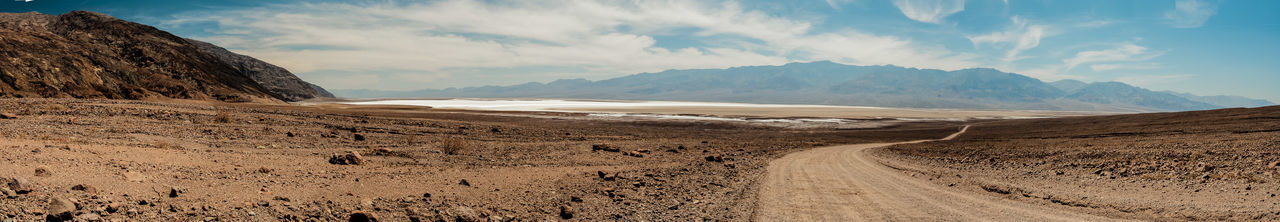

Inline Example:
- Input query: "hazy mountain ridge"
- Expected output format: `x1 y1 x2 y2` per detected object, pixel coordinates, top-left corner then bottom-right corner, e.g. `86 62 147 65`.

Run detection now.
1160 91 1274 108
333 61 1265 112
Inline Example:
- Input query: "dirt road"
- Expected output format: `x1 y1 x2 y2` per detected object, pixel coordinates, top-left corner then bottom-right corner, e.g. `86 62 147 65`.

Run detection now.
755 126 1124 221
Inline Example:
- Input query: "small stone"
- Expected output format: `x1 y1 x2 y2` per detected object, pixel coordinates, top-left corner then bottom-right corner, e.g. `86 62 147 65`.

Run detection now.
0 112 18 119
349 211 380 222
459 179 471 186
286 132 295 137
34 166 51 177
105 203 122 213
1269 161 1279 168
329 151 366 165
256 167 272 174
122 171 146 182
0 187 14 197
353 133 366 141
169 187 182 198
376 148 392 154
591 144 620 152
45 197 76 221
559 205 575 219
71 184 97 194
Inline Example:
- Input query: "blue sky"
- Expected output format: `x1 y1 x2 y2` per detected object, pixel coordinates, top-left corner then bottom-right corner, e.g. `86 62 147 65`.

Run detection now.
3 0 1278 102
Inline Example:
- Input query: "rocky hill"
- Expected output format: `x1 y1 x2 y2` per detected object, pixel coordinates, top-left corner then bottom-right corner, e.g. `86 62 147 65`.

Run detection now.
187 38 334 101
0 11 330 102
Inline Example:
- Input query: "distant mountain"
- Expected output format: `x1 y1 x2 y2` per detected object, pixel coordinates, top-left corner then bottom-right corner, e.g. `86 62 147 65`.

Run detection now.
1049 79 1089 93
1063 82 1218 111
334 61 1259 112
1162 91 1274 108
0 11 330 102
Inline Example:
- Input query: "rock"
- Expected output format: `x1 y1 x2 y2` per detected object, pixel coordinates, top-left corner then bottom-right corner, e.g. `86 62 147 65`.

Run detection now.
353 133 366 141
1269 161 1279 168
286 132 295 137
375 148 393 154
626 150 645 158
349 211 380 222
636 149 650 153
71 184 97 194
449 206 481 222
169 187 182 198
75 213 101 222
592 144 620 152
105 202 122 213
256 167 272 174
0 112 17 119
34 166 51 177
559 205 575 219
459 179 471 186
329 151 366 165
122 171 146 182
1 187 14 197
5 177 33 194
706 155 727 162
45 197 76 221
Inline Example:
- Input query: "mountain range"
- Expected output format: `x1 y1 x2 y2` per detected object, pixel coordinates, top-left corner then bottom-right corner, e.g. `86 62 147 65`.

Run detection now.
334 61 1272 112
0 11 330 102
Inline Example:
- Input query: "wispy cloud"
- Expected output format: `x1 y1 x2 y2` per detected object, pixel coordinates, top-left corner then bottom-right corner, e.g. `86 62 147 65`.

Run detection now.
165 0 974 90
1063 43 1164 70
1165 0 1217 28
1089 63 1161 71
892 0 965 24
968 16 1051 62
825 0 855 11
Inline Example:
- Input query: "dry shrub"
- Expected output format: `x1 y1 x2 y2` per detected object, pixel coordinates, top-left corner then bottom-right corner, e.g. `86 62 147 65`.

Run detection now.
439 137 470 155
43 104 69 111
213 110 232 123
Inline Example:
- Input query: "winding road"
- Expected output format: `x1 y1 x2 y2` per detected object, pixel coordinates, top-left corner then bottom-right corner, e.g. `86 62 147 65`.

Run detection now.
755 126 1122 221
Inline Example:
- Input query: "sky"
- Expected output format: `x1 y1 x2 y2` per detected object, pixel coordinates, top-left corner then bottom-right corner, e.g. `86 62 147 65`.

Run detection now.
3 0 1278 102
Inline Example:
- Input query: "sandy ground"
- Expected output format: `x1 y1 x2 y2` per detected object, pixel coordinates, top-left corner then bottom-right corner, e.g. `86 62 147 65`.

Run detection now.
875 106 1280 221
0 98 960 221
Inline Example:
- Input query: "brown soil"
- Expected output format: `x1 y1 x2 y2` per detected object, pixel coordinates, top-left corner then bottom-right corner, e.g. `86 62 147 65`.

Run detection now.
875 106 1280 221
0 98 958 221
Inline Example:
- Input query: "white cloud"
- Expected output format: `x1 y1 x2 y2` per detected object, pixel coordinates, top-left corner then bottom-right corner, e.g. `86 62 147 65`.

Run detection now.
166 0 974 90
968 17 1050 62
1165 0 1217 28
1063 43 1164 70
892 0 965 24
